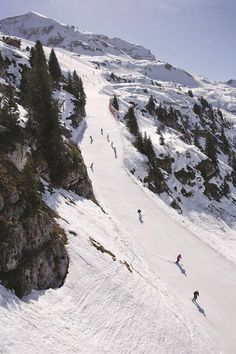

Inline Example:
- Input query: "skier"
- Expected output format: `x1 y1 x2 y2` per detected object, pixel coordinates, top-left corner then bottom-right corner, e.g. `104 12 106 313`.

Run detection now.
192 290 199 303
113 147 117 158
90 136 93 144
107 134 110 142
176 254 182 264
90 162 94 171
137 209 143 223
101 128 103 135
111 141 114 149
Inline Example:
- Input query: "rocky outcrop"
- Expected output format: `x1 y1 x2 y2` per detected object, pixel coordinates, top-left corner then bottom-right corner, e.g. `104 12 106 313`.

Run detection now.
0 158 69 298
7 143 29 171
156 155 174 174
62 143 94 200
0 210 68 298
196 159 217 180
174 168 196 185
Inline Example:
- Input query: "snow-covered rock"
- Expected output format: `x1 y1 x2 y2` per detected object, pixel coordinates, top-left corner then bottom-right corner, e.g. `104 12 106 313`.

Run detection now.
0 12 155 61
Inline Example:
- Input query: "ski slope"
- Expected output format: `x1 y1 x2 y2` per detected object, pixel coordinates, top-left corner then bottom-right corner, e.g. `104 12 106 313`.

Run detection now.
0 46 236 353
70 54 236 353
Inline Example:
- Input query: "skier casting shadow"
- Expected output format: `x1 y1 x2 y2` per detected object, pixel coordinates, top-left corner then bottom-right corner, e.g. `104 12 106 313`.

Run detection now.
137 209 143 224
175 262 187 277
194 302 206 317
192 291 206 317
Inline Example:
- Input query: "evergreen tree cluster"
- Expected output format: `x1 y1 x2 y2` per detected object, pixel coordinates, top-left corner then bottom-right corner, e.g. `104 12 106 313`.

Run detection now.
64 70 86 117
19 41 72 184
124 105 156 162
124 106 139 136
146 95 156 115
205 131 218 164
111 95 119 110
135 132 155 161
191 96 232 165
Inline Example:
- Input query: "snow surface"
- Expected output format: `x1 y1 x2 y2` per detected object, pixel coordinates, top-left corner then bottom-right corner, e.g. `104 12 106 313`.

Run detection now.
0 34 236 353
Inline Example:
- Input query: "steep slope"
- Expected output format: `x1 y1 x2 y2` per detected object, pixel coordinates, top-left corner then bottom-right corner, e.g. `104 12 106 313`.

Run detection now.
74 54 236 354
0 41 221 353
0 16 236 354
0 36 93 297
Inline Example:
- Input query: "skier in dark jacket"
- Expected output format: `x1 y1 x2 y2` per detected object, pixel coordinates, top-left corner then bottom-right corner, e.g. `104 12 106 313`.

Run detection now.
176 254 182 264
192 290 199 302
137 209 143 223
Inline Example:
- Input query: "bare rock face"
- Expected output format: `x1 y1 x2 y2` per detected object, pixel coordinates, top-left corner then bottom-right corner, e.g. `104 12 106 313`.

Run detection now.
7 143 29 171
174 168 196 185
63 155 94 199
60 143 95 200
0 212 68 298
0 159 69 298
196 159 217 180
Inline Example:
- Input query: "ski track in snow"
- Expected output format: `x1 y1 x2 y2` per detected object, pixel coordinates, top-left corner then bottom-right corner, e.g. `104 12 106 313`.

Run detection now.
0 46 236 353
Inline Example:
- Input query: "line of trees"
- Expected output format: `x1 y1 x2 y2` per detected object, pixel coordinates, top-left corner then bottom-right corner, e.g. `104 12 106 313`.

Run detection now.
19 41 78 184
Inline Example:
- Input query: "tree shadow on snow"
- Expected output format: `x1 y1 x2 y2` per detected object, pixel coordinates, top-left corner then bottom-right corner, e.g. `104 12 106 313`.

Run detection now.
193 300 206 317
175 262 187 276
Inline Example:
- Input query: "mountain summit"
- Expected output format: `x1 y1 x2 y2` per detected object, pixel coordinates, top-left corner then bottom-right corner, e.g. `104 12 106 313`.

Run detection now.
0 11 155 60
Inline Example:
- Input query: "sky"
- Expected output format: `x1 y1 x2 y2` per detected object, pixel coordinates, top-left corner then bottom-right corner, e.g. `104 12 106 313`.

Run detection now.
0 0 235 81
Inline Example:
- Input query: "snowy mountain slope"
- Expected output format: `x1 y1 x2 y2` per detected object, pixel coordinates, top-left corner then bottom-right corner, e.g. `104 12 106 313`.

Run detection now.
47 45 236 352
20 41 236 352
88 53 236 264
74 57 236 354
0 12 201 87
0 12 155 61
0 184 218 354
0 19 236 354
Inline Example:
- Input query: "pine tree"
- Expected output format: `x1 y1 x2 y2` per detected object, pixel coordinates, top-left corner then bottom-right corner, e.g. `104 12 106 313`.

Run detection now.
0 84 22 147
48 49 62 82
19 65 31 106
27 41 53 139
143 132 155 161
205 131 217 163
230 155 236 186
220 127 230 155
0 84 20 129
29 46 36 67
71 71 86 117
112 95 119 110
124 106 139 136
135 132 144 154
64 71 73 94
78 77 86 107
70 71 86 105
146 95 156 115
71 70 80 98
